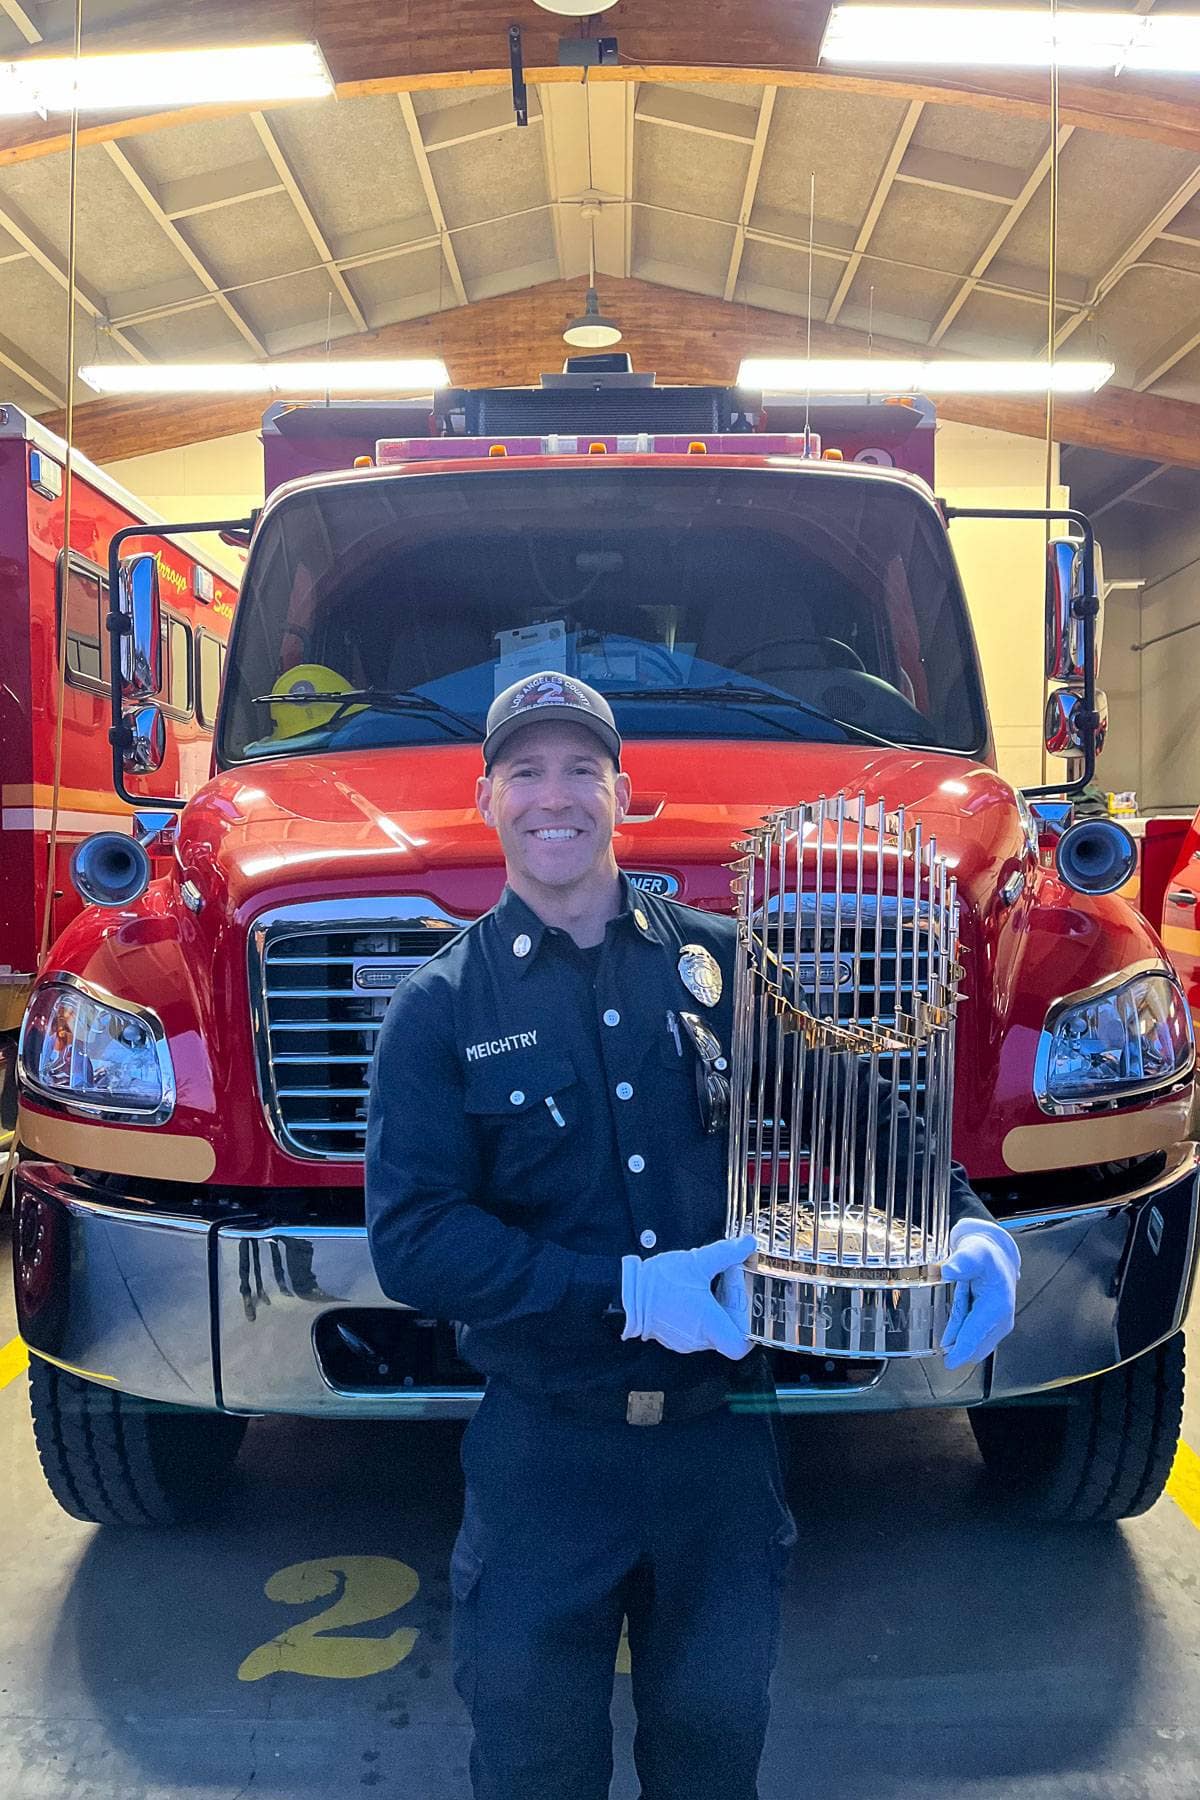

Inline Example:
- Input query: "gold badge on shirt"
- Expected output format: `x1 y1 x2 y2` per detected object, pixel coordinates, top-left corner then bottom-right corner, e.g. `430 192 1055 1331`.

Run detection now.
678 943 722 1007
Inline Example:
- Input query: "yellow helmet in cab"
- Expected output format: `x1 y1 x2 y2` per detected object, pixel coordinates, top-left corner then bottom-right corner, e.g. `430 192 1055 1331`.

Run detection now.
268 665 366 739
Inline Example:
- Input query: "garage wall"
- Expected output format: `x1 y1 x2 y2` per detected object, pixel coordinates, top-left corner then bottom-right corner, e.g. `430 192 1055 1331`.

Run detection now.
936 422 1065 791
105 419 1063 790
103 432 263 585
1096 507 1200 813
1090 511 1145 802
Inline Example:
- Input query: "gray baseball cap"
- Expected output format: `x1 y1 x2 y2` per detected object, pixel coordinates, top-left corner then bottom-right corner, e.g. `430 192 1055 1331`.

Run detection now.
483 671 622 769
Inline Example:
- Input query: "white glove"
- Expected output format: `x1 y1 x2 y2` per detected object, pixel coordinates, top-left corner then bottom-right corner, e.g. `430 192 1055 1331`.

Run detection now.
622 1234 757 1359
940 1220 1020 1371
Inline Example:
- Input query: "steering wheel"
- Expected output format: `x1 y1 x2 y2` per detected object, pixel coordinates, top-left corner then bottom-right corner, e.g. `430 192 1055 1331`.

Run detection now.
728 636 866 677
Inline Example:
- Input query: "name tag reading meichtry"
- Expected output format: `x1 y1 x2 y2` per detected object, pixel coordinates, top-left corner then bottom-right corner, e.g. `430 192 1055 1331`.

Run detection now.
465 1031 539 1062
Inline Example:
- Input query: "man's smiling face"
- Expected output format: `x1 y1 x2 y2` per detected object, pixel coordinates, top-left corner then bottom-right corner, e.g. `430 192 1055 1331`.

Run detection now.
477 722 631 893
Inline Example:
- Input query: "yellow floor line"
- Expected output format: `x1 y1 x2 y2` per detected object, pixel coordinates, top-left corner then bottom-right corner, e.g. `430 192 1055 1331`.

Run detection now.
0 1335 29 1390
1167 1439 1200 1530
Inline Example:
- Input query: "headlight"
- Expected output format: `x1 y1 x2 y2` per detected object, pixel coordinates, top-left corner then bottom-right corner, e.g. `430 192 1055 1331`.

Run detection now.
18 978 175 1123
1035 967 1194 1114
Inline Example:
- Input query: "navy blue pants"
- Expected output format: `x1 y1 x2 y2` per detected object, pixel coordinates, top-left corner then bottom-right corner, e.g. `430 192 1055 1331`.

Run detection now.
450 1380 797 1800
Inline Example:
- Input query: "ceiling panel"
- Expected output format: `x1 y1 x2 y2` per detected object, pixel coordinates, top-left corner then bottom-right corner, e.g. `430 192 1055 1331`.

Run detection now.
845 258 958 329
352 246 446 321
126 114 266 185
266 95 432 238
1 374 55 414
633 210 735 295
0 152 76 248
910 104 1048 171
250 271 355 345
634 122 747 228
669 79 765 108
736 237 842 311
1002 131 1200 283
1088 264 1200 385
756 88 912 230
412 85 509 118
455 210 556 285
1151 350 1200 404
869 185 1000 279
70 145 200 295
0 257 77 372
939 289 1050 357
180 190 321 293
123 299 255 363
432 122 549 232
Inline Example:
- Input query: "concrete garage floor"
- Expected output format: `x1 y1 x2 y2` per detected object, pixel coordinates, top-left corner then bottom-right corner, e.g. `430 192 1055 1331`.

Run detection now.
2 1217 1199 1800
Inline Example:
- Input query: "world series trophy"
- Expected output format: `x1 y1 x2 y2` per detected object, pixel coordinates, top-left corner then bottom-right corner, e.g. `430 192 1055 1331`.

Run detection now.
727 795 963 1358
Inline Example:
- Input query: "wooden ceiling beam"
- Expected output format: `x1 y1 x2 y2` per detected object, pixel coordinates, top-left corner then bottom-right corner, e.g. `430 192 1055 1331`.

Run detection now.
4 1 1200 168
40 276 1200 473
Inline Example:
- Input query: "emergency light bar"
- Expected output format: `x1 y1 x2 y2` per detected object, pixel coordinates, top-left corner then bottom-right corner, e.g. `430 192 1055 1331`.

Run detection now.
376 434 833 464
821 6 1200 73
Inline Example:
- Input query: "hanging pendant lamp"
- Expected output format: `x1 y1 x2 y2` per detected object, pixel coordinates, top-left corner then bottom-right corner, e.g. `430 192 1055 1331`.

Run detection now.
563 227 622 348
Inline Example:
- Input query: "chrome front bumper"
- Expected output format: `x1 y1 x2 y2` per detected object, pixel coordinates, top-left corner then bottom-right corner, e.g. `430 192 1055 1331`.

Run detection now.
13 1144 1200 1419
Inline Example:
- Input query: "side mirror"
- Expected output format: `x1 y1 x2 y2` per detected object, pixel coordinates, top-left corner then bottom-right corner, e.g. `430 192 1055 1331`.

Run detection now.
1044 687 1108 758
118 552 162 700
122 703 167 774
1044 536 1106 682
1092 539 1106 669
1044 538 1084 680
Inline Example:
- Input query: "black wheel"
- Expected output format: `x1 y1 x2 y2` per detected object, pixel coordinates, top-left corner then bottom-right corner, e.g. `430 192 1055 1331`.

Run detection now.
969 1332 1185 1523
27 1358 247 1526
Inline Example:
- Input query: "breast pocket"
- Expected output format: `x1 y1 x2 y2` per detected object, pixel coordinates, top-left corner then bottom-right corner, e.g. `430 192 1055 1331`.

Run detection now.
464 1053 580 1198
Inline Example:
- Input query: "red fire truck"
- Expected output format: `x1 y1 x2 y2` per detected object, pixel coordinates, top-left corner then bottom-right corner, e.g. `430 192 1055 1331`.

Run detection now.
11 367 1197 1527
0 406 239 1153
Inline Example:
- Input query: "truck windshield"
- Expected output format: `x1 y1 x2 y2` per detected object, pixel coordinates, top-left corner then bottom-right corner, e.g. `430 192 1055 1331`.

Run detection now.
219 465 987 763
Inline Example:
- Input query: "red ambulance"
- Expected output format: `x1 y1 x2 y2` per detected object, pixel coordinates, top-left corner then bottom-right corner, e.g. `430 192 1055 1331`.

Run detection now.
11 368 1196 1528
0 404 238 1151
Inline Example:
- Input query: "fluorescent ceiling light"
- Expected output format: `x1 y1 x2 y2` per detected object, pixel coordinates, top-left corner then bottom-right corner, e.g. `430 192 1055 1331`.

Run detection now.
737 357 1114 395
78 360 451 396
0 43 332 116
820 6 1200 73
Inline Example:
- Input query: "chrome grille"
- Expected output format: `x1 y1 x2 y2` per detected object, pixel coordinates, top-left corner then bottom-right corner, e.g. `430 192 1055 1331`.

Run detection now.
250 898 469 1161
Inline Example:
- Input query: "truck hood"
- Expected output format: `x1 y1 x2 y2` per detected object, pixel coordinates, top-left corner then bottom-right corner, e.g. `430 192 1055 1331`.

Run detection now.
178 741 1026 924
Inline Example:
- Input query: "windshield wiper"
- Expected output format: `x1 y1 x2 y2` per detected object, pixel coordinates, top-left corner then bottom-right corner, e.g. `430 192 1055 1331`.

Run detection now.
252 687 482 743
603 684 911 751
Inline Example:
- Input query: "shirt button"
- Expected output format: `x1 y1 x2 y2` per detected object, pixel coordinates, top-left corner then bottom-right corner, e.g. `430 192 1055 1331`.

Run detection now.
640 1229 657 1249
616 1081 633 1100
510 1090 525 1105
603 1009 621 1027
628 1154 645 1173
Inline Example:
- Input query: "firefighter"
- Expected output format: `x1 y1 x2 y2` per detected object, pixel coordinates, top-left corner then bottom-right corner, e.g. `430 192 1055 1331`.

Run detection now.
365 671 1019 1800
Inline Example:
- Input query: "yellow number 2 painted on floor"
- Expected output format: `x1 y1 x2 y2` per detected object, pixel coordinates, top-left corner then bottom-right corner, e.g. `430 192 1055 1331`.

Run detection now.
238 1556 420 1682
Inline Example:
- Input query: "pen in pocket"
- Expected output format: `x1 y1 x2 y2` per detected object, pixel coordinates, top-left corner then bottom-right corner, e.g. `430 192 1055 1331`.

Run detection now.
666 1010 683 1056
545 1095 566 1128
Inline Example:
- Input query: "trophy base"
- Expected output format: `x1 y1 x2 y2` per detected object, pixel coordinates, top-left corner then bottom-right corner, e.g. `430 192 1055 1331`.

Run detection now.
748 1268 953 1359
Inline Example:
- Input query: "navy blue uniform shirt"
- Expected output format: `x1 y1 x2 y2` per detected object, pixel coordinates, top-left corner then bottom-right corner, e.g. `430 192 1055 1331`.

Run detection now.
365 874 988 1401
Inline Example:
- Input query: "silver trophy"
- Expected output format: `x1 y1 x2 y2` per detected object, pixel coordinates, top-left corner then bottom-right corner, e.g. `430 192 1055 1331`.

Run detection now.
727 795 962 1358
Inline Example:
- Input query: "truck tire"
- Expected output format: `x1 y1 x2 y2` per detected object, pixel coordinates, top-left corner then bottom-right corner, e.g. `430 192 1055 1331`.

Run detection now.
969 1332 1185 1523
27 1358 248 1526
